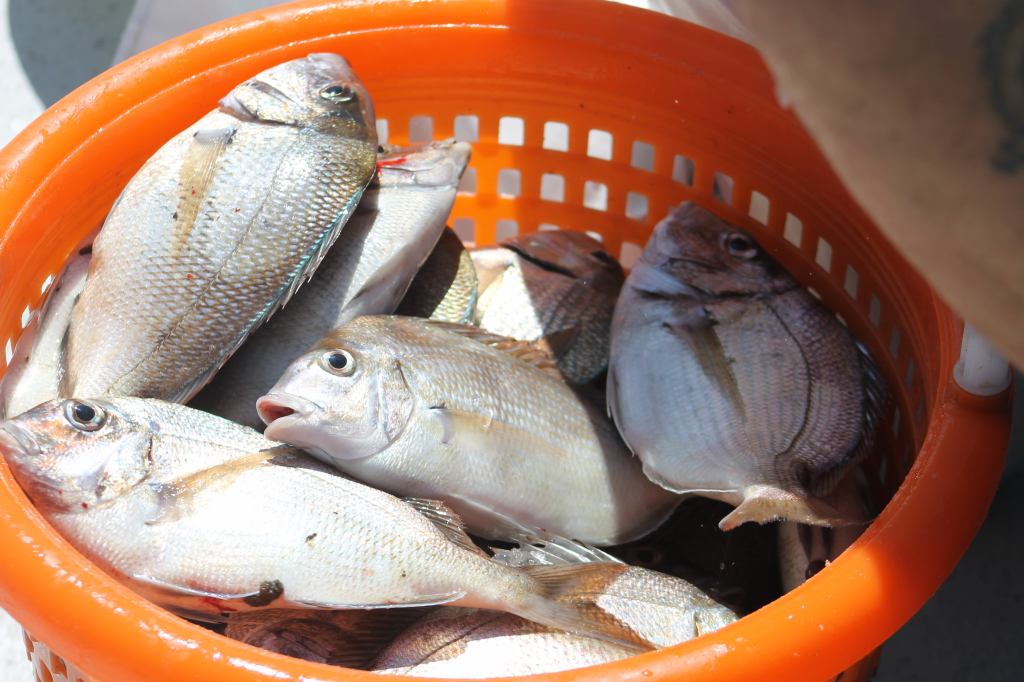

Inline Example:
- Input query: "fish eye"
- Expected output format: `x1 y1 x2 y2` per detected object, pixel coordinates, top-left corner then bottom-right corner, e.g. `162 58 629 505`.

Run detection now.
318 84 355 102
319 349 356 376
63 400 106 432
724 232 758 260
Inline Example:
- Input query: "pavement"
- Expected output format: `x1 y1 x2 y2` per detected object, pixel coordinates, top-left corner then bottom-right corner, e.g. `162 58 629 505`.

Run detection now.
0 2 1020 681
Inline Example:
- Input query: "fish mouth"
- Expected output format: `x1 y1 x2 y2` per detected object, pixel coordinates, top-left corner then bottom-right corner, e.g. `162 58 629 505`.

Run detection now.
0 423 38 459
257 393 319 431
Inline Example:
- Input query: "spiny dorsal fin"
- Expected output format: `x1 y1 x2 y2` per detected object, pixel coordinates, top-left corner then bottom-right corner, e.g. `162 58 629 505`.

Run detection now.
491 531 623 567
424 321 563 380
404 497 487 556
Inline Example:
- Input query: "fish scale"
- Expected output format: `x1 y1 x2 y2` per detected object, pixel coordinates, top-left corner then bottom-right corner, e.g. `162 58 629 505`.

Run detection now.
64 55 377 403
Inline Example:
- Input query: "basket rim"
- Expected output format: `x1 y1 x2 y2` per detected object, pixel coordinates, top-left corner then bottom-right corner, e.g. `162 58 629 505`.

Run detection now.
0 2 1012 681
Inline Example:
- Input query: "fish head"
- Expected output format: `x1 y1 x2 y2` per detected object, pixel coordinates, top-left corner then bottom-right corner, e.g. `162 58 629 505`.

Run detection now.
0 398 154 513
376 140 473 190
219 53 376 138
503 230 624 287
632 202 793 297
258 322 415 461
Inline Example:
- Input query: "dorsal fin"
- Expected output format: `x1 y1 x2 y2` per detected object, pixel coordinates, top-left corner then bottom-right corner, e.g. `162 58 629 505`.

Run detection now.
424 321 563 380
403 497 487 556
490 531 623 567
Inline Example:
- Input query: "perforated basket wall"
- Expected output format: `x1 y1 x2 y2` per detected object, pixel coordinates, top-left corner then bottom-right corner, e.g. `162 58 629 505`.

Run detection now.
0 2 1011 682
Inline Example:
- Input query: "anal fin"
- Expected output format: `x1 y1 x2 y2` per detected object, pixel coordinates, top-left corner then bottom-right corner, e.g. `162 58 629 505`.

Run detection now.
718 484 871 531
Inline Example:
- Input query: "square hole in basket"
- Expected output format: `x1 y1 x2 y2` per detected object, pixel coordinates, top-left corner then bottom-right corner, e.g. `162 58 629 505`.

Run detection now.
626 192 648 221
749 191 770 224
619 241 643 268
672 154 695 185
892 408 902 437
583 181 608 211
499 116 525 146
376 119 389 145
784 213 803 247
878 454 889 486
586 230 604 242
40 273 54 294
631 141 655 172
498 169 521 198
452 217 475 243
712 172 734 204
4 338 12 366
496 220 518 241
587 129 613 160
458 167 477 194
815 238 833 272
914 397 925 425
844 266 859 298
869 295 882 326
21 305 31 329
539 223 559 232
540 173 565 202
409 116 433 142
890 328 902 358
905 359 916 388
453 115 479 142
543 121 569 151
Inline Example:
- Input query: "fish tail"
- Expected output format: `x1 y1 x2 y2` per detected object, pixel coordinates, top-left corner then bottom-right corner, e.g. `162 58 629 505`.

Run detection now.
511 563 654 651
718 484 871 531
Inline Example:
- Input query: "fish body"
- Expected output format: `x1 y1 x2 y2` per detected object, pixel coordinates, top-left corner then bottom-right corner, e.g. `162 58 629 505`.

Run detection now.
396 227 478 323
0 398 651 649
192 141 468 427
373 534 737 678
64 54 377 403
0 247 91 419
607 202 884 530
226 608 427 669
472 231 624 385
258 316 679 546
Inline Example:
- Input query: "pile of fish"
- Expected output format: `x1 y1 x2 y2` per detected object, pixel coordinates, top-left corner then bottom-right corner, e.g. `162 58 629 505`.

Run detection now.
0 54 885 678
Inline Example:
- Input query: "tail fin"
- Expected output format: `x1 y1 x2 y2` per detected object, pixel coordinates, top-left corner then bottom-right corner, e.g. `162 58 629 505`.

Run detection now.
514 563 654 651
718 484 871 531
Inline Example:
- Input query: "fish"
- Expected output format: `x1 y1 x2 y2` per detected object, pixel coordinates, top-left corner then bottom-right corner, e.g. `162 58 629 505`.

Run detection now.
191 140 469 428
225 608 428 669
607 201 885 530
257 315 680 546
777 468 873 592
0 245 91 419
372 534 738 678
395 227 478 323
471 230 624 385
62 53 378 403
0 397 655 649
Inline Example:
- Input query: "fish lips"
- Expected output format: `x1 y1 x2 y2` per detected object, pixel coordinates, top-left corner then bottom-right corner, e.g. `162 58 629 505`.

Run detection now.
257 393 383 462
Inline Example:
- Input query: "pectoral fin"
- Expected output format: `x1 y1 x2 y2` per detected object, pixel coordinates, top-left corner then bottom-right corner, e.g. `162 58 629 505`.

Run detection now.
664 307 746 420
294 593 465 610
172 126 236 255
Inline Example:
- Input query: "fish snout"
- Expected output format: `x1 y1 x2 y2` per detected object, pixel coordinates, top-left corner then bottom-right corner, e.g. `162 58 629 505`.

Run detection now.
0 422 39 459
256 393 319 428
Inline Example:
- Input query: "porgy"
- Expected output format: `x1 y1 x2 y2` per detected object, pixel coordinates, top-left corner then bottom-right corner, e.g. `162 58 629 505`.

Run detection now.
64 54 377 402
608 202 884 530
258 315 680 545
0 397 657 649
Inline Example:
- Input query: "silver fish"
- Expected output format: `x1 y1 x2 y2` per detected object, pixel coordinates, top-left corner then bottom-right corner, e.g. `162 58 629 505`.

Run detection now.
63 54 378 403
608 202 884 530
225 608 427 669
472 231 624 385
395 227 478 324
0 397 653 649
373 534 737 678
0 245 91 419
257 316 680 546
192 141 469 428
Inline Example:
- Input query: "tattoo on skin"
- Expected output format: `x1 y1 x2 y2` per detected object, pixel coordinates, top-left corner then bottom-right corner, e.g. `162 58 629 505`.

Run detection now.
982 0 1024 174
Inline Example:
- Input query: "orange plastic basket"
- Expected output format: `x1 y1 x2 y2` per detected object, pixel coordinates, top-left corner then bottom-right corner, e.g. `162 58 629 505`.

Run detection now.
0 1 1012 681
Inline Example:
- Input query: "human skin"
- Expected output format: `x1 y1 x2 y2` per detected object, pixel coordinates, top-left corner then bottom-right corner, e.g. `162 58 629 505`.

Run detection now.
729 0 1024 369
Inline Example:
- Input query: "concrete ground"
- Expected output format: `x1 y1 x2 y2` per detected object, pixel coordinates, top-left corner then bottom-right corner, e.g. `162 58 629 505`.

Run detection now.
0 2 1020 680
